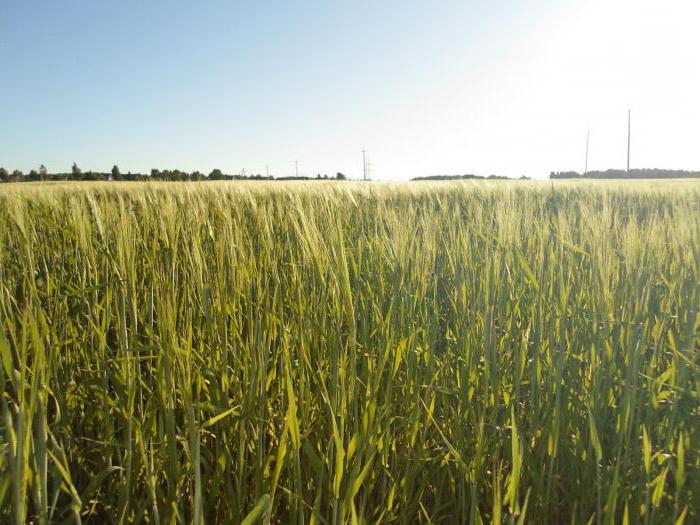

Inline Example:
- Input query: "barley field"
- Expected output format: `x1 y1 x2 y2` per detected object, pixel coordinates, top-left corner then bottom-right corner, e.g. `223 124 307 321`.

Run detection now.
0 181 698 524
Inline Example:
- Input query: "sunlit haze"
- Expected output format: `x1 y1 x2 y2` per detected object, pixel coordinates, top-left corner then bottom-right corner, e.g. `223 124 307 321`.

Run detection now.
2 0 699 179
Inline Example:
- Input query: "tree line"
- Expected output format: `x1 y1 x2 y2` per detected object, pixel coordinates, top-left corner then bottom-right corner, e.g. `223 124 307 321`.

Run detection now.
411 174 530 181
550 168 700 179
0 164 348 183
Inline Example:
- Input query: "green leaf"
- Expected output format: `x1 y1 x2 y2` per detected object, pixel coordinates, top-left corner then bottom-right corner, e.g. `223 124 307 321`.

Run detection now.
642 426 651 476
588 407 602 462
0 327 12 379
241 494 271 525
202 406 240 429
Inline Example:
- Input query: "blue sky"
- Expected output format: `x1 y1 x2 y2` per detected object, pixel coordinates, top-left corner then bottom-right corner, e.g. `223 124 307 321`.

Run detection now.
2 0 699 179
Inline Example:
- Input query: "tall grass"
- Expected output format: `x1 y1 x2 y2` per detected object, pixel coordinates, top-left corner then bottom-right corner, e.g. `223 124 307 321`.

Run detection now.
0 181 698 523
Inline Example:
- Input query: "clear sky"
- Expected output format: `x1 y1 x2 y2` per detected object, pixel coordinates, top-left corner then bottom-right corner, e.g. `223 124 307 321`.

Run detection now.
2 0 699 179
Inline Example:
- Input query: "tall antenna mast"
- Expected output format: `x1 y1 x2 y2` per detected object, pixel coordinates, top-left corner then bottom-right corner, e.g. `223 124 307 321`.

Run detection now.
626 108 631 173
584 128 590 175
295 160 299 178
266 164 269 178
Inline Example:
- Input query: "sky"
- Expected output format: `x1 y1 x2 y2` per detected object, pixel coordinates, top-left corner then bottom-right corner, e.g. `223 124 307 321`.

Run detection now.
2 0 699 180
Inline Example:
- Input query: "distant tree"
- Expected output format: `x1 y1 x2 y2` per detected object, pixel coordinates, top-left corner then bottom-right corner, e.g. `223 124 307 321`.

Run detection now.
39 164 47 179
549 171 579 179
11 169 24 182
150 169 161 179
81 170 103 181
209 168 225 180
71 162 81 179
112 165 122 180
549 168 700 180
336 172 346 180
0 167 8 182
191 170 204 181
28 169 39 181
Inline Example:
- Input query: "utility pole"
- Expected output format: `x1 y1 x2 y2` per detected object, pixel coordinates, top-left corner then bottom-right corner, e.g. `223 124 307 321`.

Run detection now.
584 128 590 175
362 149 373 180
626 108 631 173
362 149 367 180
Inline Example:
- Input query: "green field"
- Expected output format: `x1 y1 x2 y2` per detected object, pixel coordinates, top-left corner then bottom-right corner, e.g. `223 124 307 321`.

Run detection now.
0 181 698 524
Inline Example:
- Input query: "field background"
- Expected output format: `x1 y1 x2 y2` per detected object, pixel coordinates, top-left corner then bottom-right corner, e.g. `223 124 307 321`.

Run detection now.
0 180 698 524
